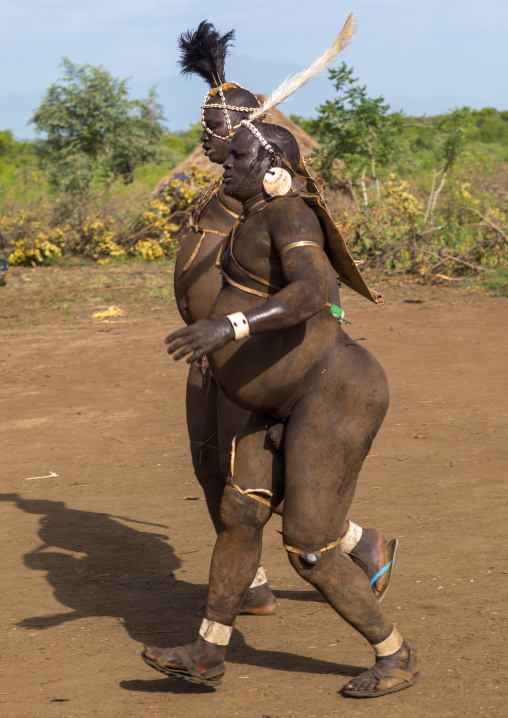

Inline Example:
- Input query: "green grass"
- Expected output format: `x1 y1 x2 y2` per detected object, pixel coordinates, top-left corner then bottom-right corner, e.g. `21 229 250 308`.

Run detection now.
466 267 508 296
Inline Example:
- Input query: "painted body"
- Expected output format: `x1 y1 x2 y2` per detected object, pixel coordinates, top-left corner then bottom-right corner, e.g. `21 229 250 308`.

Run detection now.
145 124 420 697
172 99 389 607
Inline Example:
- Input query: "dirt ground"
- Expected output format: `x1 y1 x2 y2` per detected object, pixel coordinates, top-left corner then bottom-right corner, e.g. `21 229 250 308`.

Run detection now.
1 263 507 718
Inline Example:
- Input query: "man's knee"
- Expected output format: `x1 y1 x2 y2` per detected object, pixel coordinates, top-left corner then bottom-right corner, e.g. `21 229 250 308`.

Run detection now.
283 528 348 580
286 545 326 580
220 485 271 531
286 545 354 585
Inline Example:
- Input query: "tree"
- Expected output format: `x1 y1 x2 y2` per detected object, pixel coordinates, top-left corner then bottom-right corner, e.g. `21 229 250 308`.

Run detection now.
307 63 403 205
422 108 473 223
0 130 34 168
163 123 202 166
469 107 508 145
30 58 167 187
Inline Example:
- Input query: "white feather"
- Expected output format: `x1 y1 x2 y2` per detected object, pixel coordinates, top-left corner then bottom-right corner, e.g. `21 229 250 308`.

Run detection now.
249 12 357 121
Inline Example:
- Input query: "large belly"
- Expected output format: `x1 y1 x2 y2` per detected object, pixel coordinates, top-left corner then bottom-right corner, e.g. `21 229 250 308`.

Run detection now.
174 230 224 324
208 285 342 418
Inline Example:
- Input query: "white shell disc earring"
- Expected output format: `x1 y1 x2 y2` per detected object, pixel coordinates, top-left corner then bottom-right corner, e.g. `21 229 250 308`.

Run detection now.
263 167 292 196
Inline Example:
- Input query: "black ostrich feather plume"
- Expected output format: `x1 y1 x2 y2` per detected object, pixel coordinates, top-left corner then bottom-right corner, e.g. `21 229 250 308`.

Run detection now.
178 20 235 88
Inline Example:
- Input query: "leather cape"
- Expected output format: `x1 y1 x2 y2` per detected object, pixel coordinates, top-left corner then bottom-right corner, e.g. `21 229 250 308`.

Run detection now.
296 159 384 306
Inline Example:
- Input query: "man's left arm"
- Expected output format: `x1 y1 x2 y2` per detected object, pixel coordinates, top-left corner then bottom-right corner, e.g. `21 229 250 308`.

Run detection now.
165 200 329 361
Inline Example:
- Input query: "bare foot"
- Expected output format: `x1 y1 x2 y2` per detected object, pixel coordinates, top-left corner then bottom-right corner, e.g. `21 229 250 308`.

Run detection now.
197 583 277 617
239 583 277 615
350 528 389 598
143 637 225 675
343 640 421 697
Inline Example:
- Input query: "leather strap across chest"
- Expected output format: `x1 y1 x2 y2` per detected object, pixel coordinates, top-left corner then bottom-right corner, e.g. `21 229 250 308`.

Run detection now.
181 181 240 275
217 198 284 297
218 195 325 298
181 225 229 274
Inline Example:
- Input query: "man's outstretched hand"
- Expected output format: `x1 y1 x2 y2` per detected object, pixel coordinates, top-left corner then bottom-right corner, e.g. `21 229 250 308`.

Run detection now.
165 318 235 363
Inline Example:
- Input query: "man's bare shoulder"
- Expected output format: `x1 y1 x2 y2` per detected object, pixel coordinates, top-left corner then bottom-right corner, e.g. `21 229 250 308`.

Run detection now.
265 195 322 233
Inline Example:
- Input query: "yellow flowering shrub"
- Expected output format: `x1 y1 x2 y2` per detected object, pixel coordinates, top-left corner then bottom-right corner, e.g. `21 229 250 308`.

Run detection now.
134 239 165 261
130 164 211 260
79 217 126 260
341 172 507 277
384 177 423 220
1 211 66 266
8 233 61 266
345 176 423 267
1 164 213 265
1 209 42 242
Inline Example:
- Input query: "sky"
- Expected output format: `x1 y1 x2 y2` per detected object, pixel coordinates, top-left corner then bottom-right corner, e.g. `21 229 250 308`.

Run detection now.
1 0 507 138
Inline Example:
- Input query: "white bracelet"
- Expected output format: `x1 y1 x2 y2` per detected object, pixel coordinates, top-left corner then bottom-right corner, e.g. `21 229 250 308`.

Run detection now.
227 312 250 340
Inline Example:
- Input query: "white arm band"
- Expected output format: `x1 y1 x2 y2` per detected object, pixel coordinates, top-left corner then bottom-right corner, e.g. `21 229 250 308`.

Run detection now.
227 312 250 340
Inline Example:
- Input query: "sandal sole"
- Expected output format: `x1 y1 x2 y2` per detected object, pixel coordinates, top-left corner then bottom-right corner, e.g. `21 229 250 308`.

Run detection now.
141 653 224 686
377 538 400 605
343 672 420 698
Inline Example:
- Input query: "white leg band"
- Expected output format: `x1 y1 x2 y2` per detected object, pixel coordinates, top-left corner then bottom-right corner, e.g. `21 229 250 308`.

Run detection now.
249 566 268 588
227 312 250 340
199 618 233 646
340 520 363 554
372 627 403 657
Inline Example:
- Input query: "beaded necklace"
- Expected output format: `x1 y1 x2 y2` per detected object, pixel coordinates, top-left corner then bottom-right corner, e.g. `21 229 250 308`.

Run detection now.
193 175 223 224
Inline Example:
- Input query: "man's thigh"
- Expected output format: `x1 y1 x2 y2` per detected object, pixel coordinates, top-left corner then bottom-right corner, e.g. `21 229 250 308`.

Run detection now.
282 393 370 550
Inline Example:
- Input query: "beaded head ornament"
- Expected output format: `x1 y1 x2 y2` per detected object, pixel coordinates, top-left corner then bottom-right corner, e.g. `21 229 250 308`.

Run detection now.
239 119 274 154
178 21 260 142
202 82 260 140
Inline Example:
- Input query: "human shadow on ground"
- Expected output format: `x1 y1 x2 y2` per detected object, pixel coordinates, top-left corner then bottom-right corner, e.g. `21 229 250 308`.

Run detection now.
1 492 363 692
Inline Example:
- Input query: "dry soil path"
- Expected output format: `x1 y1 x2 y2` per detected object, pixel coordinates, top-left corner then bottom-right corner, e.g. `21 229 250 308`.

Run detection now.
1 265 506 717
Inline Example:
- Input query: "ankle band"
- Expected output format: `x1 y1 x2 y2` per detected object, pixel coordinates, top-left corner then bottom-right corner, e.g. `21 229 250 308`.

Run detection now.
372 627 403 657
340 520 363 554
249 566 267 588
199 618 233 645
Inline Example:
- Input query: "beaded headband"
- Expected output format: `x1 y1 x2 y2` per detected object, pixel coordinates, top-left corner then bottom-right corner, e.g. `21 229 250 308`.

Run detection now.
201 82 260 140
239 119 275 154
